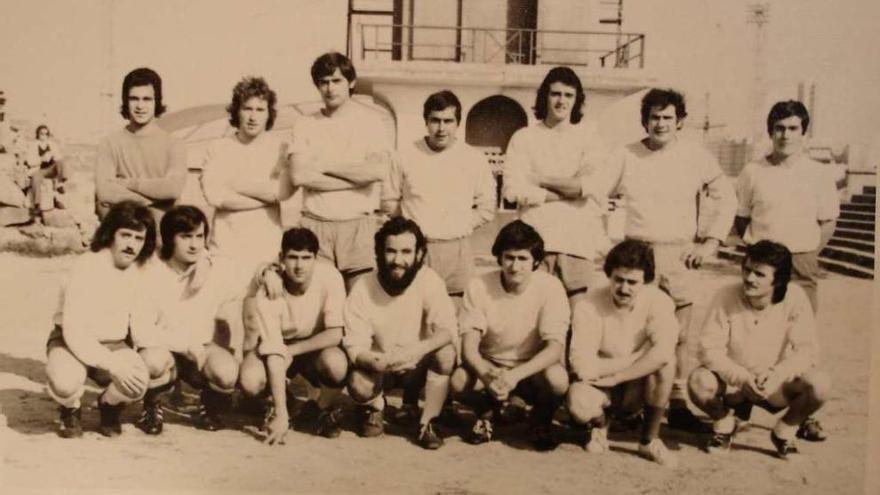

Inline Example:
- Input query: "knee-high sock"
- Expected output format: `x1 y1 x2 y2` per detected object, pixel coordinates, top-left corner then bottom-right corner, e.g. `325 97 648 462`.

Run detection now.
641 406 666 444
420 371 450 425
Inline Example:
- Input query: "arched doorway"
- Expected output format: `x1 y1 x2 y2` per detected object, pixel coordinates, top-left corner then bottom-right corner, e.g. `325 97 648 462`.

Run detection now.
465 95 528 210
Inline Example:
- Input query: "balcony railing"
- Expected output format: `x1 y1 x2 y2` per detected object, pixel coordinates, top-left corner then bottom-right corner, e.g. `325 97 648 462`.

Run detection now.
355 23 644 68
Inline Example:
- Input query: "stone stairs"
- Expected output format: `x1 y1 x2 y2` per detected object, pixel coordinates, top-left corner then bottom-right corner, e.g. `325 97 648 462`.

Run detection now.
720 185 875 279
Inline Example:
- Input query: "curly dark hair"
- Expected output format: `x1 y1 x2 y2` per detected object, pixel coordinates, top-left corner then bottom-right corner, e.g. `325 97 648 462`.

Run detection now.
640 88 687 130
227 76 277 131
90 200 156 265
603 239 655 284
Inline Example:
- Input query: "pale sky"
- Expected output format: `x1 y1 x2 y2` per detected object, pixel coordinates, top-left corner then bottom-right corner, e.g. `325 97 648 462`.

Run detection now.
1 0 879 152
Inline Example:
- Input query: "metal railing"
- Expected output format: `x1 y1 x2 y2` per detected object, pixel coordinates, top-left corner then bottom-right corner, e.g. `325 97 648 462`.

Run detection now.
356 23 644 68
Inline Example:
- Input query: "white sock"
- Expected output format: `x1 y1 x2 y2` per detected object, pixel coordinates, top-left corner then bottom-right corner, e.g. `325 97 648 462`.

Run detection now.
713 414 736 434
420 371 450 425
773 419 798 440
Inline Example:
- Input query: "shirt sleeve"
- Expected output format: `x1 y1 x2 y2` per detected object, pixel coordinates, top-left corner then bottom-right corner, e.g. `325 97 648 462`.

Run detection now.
772 286 819 382
459 278 488 337
698 290 753 387
569 298 603 380
60 260 115 370
382 150 403 204
200 141 230 207
342 279 376 363
422 271 459 342
644 291 678 362
698 148 737 241
502 131 547 205
734 164 754 218
816 165 840 221
254 296 287 358
321 266 346 329
537 277 570 345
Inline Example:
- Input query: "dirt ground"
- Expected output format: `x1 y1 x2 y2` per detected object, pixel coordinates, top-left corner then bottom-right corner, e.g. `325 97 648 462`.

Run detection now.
0 252 874 495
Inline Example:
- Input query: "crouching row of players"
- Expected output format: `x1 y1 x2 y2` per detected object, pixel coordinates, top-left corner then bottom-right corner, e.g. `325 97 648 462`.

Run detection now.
45 201 829 466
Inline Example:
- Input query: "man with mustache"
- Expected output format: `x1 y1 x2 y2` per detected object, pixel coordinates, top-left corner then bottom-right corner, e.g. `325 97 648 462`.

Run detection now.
688 241 830 458
239 227 349 445
94 68 186 223
451 220 570 451
583 88 737 432
143 205 242 433
502 66 610 304
732 100 838 441
287 52 392 292
44 201 164 438
566 239 679 467
343 217 458 449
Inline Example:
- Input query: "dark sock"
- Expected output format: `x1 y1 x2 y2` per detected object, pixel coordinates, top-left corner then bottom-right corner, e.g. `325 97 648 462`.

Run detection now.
641 406 666 445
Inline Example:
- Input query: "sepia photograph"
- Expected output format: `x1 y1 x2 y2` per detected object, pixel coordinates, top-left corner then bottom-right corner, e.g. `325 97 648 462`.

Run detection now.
0 1 878 494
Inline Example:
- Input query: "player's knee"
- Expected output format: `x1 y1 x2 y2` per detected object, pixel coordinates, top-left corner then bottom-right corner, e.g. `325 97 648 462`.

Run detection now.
205 356 239 392
429 344 456 376
801 370 832 403
449 366 472 395
139 348 173 379
542 364 570 396
238 363 266 397
688 367 719 403
347 369 380 403
567 382 605 425
315 347 348 386
46 355 85 399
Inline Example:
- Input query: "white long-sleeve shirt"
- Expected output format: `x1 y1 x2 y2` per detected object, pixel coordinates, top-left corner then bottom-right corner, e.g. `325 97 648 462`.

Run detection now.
53 250 159 369
387 138 495 240
143 254 243 354
699 283 819 387
503 121 610 259
586 138 736 243
736 154 840 253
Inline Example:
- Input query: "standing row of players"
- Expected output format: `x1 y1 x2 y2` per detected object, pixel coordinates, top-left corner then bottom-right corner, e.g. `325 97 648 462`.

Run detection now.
46 51 837 466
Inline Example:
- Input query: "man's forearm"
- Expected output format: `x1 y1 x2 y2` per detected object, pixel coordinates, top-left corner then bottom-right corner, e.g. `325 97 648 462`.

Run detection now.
539 175 583 199
124 174 186 201
509 341 562 384
96 180 152 205
287 327 343 357
323 161 387 186
609 344 669 384
266 355 289 419
292 170 357 191
230 178 280 204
